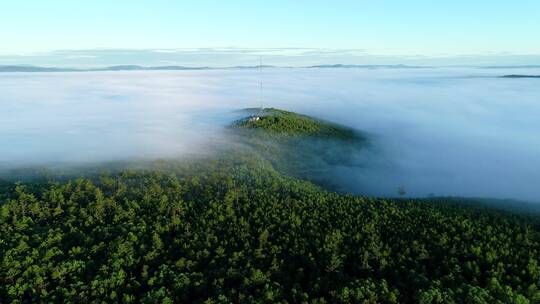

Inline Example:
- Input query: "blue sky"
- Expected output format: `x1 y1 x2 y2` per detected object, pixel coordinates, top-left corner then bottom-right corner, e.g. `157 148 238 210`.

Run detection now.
1 1 540 65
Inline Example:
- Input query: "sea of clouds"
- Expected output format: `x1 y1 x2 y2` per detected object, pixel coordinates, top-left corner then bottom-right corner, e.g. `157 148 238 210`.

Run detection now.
1 67 539 201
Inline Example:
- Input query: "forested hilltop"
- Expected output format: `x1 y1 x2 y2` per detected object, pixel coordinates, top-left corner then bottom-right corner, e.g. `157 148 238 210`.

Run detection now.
229 108 366 191
1 109 540 303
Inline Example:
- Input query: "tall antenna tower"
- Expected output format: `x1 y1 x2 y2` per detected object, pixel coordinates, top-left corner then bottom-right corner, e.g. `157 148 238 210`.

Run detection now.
258 55 263 114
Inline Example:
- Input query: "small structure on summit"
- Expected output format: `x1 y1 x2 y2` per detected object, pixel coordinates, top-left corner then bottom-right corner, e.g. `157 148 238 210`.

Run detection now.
248 116 261 122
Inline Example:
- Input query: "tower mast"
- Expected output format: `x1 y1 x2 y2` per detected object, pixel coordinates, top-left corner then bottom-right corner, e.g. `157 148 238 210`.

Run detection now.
259 55 263 114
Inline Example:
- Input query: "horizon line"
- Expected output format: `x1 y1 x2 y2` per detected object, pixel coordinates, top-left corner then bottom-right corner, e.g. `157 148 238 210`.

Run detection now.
2 63 540 73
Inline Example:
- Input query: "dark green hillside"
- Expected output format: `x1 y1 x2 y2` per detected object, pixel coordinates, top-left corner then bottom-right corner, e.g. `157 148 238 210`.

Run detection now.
1 110 540 303
231 108 366 191
234 108 362 141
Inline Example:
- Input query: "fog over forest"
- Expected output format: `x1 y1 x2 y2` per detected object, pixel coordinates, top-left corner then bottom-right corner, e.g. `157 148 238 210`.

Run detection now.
1 67 539 201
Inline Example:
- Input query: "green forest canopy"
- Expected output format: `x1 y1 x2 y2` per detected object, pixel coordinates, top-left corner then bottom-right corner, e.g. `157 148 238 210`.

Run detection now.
233 108 363 140
1 109 539 303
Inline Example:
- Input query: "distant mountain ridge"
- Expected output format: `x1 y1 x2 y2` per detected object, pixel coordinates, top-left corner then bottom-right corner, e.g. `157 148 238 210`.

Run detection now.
0 65 211 72
0 64 428 72
3 64 540 73
501 74 540 78
308 64 426 69
0 66 78 72
483 65 540 69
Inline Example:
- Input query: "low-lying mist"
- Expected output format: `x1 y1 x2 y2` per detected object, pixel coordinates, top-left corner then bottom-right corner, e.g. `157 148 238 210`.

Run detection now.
1 67 539 202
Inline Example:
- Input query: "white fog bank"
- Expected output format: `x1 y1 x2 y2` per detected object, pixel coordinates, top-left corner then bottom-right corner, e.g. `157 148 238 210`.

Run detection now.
1 67 539 201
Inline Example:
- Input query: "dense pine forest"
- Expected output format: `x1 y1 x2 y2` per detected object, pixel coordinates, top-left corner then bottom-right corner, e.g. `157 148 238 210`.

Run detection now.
1 110 539 303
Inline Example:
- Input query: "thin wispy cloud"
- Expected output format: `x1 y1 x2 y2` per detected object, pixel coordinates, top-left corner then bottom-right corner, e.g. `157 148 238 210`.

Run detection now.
2 48 540 68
